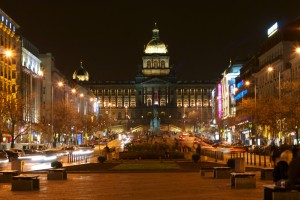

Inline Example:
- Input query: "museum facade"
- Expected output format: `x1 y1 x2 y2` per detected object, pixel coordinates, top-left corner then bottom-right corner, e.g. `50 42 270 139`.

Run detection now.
74 24 215 132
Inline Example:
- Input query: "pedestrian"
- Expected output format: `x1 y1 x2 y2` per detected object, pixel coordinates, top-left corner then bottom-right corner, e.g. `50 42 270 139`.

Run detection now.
272 150 292 186
286 147 300 189
270 141 279 167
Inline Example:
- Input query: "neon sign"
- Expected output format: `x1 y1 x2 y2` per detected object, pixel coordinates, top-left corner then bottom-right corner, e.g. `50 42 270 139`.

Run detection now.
268 22 278 37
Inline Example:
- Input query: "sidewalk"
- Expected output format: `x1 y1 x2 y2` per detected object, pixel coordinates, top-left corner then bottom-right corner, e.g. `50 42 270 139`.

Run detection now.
0 171 273 200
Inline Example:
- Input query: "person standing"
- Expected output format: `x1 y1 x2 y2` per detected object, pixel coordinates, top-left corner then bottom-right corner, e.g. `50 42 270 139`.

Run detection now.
272 150 292 186
287 147 300 189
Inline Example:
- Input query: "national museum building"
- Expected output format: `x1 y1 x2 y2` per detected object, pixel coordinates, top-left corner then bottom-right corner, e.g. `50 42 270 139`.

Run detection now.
73 24 215 132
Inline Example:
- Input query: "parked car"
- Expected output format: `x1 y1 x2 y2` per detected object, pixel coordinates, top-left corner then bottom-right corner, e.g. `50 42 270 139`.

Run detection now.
4 149 19 161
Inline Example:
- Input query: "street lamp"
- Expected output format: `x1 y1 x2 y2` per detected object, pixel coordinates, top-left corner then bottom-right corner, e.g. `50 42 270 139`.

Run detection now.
1 49 12 57
183 105 187 131
51 81 72 146
108 103 112 129
267 66 281 100
245 80 257 107
125 105 128 131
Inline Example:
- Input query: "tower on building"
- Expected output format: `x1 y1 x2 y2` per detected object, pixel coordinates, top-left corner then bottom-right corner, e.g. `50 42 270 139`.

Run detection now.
73 60 89 81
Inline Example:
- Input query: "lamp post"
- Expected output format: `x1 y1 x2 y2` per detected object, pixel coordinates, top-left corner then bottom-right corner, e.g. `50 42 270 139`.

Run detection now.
268 66 282 137
267 66 281 100
245 80 258 145
183 105 187 131
51 81 71 146
51 84 55 147
125 105 128 131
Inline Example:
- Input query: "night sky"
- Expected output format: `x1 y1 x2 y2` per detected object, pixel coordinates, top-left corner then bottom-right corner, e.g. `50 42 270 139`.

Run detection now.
1 1 299 81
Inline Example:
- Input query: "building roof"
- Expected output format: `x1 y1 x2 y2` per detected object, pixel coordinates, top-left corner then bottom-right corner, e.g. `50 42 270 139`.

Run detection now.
73 61 89 81
144 23 168 54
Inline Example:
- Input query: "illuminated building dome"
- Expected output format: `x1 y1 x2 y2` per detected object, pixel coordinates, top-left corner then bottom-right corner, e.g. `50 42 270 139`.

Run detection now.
144 23 168 54
73 61 89 81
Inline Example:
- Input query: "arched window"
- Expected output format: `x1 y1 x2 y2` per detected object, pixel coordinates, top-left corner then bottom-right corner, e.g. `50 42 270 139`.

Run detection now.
177 100 182 107
146 61 151 68
153 61 158 68
160 98 166 106
161 61 165 68
147 98 152 106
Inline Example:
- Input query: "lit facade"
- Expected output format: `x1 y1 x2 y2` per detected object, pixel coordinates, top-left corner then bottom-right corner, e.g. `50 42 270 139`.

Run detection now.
76 24 215 133
40 53 97 145
19 38 43 143
0 9 20 143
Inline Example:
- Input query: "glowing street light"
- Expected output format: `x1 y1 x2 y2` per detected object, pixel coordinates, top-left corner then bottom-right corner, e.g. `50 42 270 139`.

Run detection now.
3 49 12 57
267 66 281 100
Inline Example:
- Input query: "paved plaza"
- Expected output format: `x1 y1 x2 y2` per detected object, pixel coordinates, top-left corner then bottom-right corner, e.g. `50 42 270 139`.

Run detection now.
0 171 273 200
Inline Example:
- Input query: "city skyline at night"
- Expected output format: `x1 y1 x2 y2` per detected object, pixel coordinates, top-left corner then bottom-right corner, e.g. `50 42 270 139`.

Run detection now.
0 1 299 81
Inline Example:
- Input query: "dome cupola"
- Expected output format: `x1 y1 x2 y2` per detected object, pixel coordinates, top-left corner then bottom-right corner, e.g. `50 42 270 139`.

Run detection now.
144 23 168 54
72 61 89 81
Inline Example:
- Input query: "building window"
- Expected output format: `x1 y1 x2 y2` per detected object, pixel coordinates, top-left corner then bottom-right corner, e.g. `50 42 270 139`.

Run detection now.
177 100 182 107
160 98 166 106
111 89 115 96
130 100 136 107
117 99 122 107
154 61 158 68
161 61 165 67
147 98 152 106
177 89 181 95
147 61 151 68
190 99 195 107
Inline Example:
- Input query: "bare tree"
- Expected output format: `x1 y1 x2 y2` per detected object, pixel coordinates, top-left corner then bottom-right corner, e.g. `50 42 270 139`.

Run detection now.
0 92 31 148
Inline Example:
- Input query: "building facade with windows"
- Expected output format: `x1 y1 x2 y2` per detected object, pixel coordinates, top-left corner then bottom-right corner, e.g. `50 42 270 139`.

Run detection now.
76 24 215 133
0 9 20 144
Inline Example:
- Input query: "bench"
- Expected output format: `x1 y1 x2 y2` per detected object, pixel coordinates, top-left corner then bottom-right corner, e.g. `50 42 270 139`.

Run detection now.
264 185 300 200
11 175 39 191
47 168 67 180
261 168 274 180
199 167 213 176
213 167 232 179
0 170 20 183
230 172 256 189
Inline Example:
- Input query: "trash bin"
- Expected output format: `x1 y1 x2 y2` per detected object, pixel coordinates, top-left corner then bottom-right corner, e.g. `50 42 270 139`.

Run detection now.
11 158 22 172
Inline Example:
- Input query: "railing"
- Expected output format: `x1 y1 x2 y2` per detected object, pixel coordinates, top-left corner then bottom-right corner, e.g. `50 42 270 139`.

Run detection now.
67 151 94 163
199 149 272 167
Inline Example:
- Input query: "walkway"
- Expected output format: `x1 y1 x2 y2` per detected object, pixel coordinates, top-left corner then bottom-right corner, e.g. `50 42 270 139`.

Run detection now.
0 171 273 200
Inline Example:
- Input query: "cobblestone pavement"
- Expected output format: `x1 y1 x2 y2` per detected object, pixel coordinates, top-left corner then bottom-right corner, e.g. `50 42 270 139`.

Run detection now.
0 171 273 200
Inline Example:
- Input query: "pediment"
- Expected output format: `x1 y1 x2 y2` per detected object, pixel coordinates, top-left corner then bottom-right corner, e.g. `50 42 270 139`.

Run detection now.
140 78 170 85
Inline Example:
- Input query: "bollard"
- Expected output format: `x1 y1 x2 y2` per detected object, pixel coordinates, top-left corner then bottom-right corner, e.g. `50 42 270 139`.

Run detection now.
246 152 249 164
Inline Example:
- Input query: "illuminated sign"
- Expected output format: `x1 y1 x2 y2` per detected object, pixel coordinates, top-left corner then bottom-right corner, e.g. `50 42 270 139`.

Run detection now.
218 84 222 119
237 80 243 88
268 22 278 37
235 89 248 100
